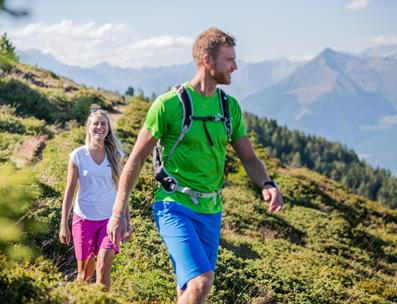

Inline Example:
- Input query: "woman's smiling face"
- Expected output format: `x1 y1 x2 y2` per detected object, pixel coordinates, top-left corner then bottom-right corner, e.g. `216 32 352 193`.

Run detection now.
88 113 109 143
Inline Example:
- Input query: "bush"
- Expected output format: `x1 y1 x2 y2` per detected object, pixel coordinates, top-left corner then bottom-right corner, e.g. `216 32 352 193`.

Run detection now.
0 132 23 162
0 255 121 304
0 106 49 135
0 165 43 259
0 79 57 123
111 216 175 303
0 54 14 73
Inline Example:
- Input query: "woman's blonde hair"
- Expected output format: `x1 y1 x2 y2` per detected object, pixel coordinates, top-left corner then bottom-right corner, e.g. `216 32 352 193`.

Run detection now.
85 110 123 187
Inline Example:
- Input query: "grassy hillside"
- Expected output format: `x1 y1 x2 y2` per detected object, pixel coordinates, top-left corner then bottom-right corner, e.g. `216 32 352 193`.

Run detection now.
0 54 123 167
244 113 397 209
0 60 396 303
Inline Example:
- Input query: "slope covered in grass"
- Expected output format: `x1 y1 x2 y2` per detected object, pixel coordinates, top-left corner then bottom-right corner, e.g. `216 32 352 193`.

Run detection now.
244 113 397 209
0 54 124 167
86 99 397 302
0 61 396 303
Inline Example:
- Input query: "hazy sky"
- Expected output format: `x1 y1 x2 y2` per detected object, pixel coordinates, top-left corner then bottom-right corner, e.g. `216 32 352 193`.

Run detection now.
1 0 396 68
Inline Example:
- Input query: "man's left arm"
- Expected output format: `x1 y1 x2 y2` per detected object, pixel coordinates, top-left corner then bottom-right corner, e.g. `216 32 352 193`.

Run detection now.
232 136 283 213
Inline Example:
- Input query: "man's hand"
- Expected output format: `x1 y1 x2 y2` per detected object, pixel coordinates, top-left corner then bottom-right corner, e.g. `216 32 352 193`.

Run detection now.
123 218 133 243
107 216 128 247
262 187 283 213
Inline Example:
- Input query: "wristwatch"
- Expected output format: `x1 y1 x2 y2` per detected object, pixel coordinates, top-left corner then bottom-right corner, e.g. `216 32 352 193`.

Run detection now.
262 180 279 190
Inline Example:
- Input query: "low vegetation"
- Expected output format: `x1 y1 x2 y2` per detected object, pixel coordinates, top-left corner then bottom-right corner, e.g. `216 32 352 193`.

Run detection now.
245 113 397 209
0 56 396 303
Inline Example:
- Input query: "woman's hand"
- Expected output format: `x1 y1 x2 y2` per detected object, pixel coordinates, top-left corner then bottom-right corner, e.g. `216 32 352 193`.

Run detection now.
59 222 71 245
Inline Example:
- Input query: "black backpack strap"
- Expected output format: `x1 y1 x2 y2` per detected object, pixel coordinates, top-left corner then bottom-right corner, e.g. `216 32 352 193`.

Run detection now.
191 115 227 147
165 84 193 163
218 88 232 142
175 84 193 132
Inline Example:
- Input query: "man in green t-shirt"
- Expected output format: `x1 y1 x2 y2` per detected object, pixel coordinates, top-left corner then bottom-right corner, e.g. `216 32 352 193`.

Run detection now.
108 28 283 303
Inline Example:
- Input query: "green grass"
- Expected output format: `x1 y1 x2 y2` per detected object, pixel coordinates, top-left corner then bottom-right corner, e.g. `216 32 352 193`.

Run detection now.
0 67 396 302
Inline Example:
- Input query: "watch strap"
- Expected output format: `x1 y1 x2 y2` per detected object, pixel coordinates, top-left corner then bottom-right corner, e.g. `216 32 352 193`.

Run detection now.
262 180 279 190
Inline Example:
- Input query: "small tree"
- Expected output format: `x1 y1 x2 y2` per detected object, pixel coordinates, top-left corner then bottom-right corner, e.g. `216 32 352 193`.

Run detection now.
0 33 18 62
0 0 28 17
0 165 42 259
125 86 135 96
136 87 145 99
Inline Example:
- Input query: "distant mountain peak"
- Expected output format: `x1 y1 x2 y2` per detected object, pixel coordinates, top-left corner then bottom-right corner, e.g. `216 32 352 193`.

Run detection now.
310 48 358 75
316 47 346 62
94 62 113 69
361 44 397 59
321 47 336 55
18 48 60 65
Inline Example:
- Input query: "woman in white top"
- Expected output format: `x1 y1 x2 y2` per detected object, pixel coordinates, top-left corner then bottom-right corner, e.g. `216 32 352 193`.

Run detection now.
59 109 128 291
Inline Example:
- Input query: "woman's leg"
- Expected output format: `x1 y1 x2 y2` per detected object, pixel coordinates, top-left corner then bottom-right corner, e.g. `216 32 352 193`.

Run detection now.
76 257 95 282
72 214 97 283
96 248 115 291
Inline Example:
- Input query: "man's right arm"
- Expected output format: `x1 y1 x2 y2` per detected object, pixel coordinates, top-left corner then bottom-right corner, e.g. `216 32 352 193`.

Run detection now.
107 127 158 245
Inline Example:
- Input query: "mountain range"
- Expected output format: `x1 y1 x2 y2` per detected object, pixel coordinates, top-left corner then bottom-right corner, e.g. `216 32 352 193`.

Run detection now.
242 47 397 174
18 49 302 100
18 45 397 174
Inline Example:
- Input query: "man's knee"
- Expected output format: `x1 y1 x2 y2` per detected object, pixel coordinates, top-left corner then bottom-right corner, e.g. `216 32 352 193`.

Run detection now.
189 272 214 294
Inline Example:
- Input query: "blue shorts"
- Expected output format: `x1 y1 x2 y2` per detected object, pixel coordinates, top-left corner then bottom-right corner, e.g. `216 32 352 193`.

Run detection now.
153 201 222 290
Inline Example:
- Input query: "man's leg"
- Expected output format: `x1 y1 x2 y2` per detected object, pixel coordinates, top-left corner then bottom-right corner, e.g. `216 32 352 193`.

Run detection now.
177 286 184 299
177 271 214 304
176 209 221 303
153 202 215 301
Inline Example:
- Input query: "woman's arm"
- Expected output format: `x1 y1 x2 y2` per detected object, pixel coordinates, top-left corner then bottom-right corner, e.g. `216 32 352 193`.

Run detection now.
59 159 79 245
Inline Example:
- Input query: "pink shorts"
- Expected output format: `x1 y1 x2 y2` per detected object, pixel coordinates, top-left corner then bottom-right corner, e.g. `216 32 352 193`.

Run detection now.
72 213 119 260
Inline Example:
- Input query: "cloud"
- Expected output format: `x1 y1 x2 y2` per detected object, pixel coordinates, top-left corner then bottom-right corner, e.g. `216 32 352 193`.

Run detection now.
129 36 193 50
287 54 314 62
8 20 194 68
363 114 397 130
346 0 368 12
372 35 397 45
380 115 397 127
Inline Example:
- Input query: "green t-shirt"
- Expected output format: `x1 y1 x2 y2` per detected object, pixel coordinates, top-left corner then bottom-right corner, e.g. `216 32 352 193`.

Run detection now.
144 82 247 214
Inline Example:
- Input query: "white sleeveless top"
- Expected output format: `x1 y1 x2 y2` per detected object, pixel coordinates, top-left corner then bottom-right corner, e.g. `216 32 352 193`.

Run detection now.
70 145 116 220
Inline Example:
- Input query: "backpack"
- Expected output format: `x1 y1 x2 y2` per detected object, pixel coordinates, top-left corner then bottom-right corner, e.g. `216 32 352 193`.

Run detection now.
153 84 232 205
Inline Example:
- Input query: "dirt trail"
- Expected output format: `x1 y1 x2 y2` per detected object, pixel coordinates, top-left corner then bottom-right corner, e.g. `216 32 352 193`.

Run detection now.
11 135 48 168
10 104 127 168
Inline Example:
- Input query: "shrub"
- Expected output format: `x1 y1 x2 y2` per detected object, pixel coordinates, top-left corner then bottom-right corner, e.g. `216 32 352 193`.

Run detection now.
0 54 14 73
0 255 121 304
0 106 49 135
0 165 43 259
0 33 18 62
0 132 23 162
